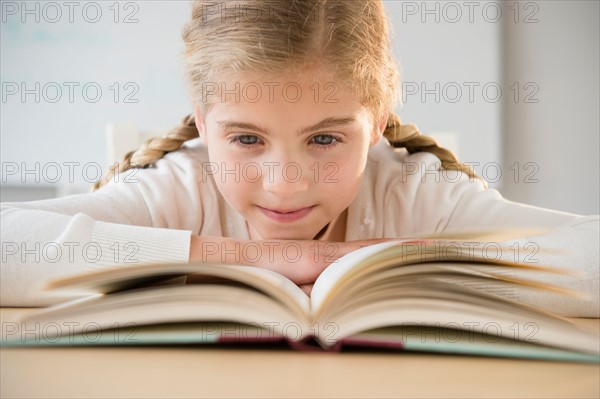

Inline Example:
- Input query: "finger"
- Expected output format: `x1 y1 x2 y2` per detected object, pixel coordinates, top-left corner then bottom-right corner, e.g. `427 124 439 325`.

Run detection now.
298 283 313 297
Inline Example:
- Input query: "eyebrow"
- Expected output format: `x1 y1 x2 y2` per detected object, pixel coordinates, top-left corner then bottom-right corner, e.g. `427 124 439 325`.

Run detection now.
217 117 357 136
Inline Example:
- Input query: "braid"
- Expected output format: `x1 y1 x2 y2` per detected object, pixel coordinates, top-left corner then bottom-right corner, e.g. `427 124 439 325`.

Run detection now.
383 113 488 189
93 114 199 191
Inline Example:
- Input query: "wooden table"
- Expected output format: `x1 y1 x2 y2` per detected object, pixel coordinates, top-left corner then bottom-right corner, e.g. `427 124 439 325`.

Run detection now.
2 308 599 398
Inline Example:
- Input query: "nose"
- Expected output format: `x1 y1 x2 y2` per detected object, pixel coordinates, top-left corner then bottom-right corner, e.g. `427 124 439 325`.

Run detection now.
261 159 310 199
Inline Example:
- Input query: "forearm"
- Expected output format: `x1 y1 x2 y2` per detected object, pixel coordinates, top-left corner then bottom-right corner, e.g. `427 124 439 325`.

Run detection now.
189 235 317 284
189 235 400 285
1 207 190 307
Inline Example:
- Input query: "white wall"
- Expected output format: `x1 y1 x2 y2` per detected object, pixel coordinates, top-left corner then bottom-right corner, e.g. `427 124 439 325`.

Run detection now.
385 0 502 179
386 0 599 216
1 1 598 215
501 0 599 215
1 1 194 196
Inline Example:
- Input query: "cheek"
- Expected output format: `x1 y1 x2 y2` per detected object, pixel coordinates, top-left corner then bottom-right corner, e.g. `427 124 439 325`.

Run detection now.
316 150 368 204
206 148 254 206
214 174 257 215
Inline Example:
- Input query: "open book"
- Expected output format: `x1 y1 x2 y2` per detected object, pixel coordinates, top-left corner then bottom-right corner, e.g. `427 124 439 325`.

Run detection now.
6 235 600 362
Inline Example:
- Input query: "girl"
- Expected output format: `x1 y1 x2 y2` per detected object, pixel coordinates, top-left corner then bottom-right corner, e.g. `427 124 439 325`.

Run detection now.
1 0 598 316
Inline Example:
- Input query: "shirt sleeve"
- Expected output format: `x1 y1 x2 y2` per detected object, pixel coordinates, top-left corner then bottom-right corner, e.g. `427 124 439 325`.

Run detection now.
406 152 600 317
0 147 209 307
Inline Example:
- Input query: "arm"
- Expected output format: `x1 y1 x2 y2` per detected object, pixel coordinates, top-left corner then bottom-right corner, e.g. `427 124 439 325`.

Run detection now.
1 149 203 307
405 152 599 317
447 185 599 317
189 235 400 287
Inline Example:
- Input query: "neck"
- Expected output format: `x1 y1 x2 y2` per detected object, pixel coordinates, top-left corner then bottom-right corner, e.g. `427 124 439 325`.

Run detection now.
314 208 348 241
312 224 330 240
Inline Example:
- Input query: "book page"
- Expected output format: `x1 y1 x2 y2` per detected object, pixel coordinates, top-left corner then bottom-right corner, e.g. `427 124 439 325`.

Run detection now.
315 263 580 322
42 262 311 322
310 240 407 313
310 233 570 317
19 285 311 342
323 297 600 355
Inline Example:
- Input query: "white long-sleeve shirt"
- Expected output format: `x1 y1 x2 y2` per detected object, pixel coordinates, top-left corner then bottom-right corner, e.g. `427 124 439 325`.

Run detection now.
1 137 598 315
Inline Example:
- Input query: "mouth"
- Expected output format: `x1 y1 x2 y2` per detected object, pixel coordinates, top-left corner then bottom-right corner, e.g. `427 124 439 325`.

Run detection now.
257 205 316 222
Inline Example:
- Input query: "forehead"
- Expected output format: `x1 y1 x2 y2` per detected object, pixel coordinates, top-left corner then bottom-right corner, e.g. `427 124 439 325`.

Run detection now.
204 66 355 103
204 94 372 137
197 68 372 131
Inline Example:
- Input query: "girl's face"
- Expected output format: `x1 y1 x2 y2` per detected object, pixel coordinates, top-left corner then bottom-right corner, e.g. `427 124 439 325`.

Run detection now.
195 70 385 240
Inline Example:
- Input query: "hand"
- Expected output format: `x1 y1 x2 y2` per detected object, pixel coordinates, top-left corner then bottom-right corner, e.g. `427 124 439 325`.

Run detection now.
298 283 314 297
191 236 403 285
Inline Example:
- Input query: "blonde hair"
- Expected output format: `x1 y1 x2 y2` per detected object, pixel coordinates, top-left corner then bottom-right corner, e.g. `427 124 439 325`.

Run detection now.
94 0 486 191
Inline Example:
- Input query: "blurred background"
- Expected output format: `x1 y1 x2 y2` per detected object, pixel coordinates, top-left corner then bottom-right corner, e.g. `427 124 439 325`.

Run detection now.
1 0 598 214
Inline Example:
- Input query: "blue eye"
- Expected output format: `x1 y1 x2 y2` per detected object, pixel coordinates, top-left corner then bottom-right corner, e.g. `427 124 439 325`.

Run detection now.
228 134 341 149
311 134 340 148
229 135 261 147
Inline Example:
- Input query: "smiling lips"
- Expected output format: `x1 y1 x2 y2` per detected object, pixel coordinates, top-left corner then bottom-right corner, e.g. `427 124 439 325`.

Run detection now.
257 205 315 222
